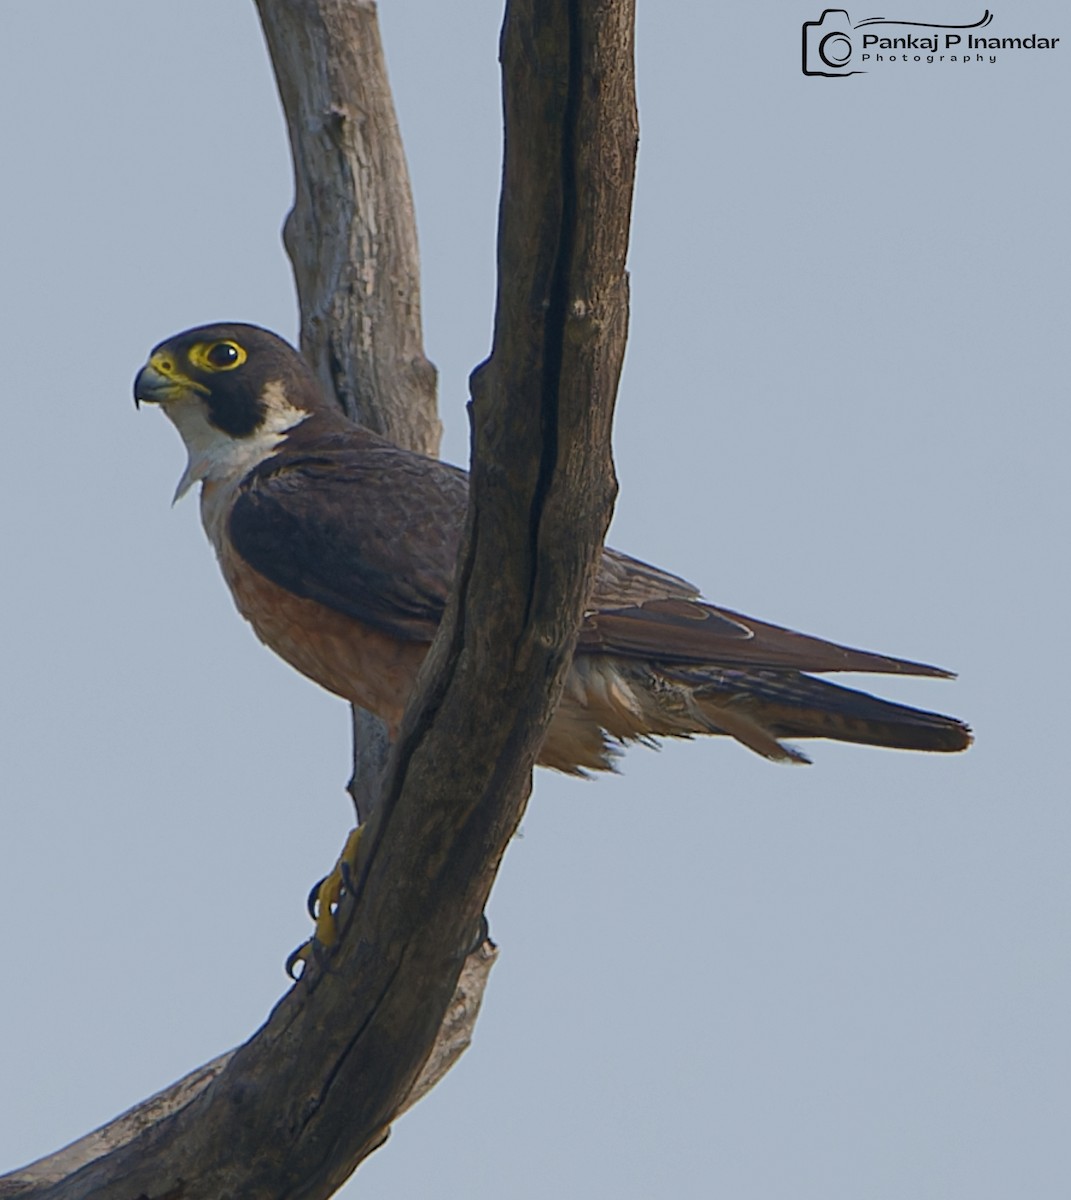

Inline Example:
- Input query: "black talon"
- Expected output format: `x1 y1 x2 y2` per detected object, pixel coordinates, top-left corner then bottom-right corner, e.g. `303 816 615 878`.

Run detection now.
469 913 491 954
307 876 327 920
286 941 310 980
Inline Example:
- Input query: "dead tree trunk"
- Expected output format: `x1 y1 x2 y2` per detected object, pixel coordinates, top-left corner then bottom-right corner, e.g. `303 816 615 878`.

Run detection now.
0 1 636 1196
258 0 443 826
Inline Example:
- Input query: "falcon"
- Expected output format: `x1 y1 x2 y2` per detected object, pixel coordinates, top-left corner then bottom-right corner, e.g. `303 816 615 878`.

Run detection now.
134 323 971 774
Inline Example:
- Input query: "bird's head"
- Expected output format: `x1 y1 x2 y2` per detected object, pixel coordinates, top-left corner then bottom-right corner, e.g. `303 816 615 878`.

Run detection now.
134 323 323 499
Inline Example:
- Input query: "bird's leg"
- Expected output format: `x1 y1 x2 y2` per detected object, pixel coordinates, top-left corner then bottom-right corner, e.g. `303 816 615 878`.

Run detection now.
314 709 387 945
286 710 392 977
316 709 388 945
286 824 366 978
311 825 365 948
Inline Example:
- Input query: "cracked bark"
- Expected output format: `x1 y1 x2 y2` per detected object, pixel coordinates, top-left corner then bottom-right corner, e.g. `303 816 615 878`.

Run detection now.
0 1 636 1196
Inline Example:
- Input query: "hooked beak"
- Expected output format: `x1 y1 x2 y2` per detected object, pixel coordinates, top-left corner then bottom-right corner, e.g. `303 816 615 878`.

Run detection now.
133 354 209 409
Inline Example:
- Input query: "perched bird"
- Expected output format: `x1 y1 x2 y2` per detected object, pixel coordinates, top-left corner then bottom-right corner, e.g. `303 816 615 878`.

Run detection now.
135 323 971 772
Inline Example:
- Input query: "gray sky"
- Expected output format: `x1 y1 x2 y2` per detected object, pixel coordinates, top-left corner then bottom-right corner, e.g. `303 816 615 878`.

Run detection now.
1 3 1068 1197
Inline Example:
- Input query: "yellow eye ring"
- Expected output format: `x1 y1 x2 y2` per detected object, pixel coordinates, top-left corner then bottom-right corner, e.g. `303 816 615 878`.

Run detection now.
189 340 247 372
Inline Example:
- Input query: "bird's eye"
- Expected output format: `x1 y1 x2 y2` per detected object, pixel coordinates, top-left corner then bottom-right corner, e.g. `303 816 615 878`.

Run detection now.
188 340 247 373
205 341 244 369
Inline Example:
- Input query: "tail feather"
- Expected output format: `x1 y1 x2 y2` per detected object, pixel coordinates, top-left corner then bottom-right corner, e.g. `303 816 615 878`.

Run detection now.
543 657 971 773
683 691 812 763
681 666 972 756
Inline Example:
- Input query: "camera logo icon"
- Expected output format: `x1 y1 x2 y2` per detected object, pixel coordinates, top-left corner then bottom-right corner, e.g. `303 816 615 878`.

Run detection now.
802 9 862 76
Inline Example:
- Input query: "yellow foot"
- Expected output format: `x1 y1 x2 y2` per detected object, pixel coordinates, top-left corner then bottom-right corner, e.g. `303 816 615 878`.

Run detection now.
312 825 365 950
285 826 366 978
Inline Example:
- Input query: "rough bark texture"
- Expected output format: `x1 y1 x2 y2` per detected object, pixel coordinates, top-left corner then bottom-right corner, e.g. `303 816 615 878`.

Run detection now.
0 942 499 1199
257 0 441 827
0 1 636 1196
258 0 441 456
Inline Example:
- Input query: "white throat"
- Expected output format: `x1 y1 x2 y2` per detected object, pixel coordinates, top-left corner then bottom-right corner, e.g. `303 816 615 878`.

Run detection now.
162 381 309 503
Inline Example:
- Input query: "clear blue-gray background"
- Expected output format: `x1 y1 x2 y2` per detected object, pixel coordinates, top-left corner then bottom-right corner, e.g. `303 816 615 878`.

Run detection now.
1 3 1067 1197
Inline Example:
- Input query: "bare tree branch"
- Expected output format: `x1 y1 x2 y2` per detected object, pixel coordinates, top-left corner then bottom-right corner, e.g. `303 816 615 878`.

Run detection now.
257 0 442 826
0 0 636 1195
258 0 441 456
0 944 499 1199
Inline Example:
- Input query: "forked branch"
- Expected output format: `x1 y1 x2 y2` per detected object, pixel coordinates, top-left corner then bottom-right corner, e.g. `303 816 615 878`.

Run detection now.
0 2 636 1196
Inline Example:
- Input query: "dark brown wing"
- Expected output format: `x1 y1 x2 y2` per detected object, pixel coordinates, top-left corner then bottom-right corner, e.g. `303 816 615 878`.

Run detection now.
583 548 951 677
230 419 952 678
227 421 465 642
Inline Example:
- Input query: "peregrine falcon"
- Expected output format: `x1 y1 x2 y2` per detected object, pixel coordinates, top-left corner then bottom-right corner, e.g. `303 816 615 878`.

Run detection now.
134 323 971 773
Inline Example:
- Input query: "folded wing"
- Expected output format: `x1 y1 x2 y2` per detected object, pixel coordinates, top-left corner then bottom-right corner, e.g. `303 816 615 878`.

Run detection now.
227 425 464 642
